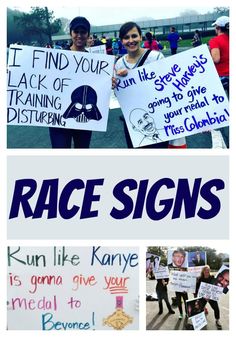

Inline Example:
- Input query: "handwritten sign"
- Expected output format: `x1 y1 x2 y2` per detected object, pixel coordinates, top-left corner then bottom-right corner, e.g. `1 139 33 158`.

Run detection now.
115 45 229 147
86 44 107 54
7 45 114 131
191 312 207 330
154 266 169 279
7 246 139 330
197 282 223 301
169 270 196 293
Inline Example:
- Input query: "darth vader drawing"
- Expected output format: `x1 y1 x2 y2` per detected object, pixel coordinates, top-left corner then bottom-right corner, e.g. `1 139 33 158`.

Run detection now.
63 85 102 122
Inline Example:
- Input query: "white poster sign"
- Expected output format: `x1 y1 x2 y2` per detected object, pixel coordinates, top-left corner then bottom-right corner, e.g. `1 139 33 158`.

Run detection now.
154 266 169 279
115 45 229 147
86 44 107 54
187 266 205 277
191 312 207 330
197 282 223 301
7 45 114 131
169 270 196 293
7 246 139 330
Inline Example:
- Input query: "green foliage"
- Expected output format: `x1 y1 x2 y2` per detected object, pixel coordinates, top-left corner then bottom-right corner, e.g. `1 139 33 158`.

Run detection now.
213 7 230 15
7 7 62 46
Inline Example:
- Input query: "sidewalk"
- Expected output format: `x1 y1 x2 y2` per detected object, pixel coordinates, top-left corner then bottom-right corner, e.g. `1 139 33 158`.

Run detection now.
146 279 229 330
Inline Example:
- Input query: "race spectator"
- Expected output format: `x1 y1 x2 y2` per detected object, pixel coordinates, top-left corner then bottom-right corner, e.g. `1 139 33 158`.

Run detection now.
167 26 181 55
192 30 202 47
114 21 168 148
195 265 222 330
209 16 229 148
156 278 175 315
144 32 160 51
49 16 92 148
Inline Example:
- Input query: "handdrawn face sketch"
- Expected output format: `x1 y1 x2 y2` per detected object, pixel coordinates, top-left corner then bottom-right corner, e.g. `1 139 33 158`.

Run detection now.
129 108 156 136
129 108 163 146
63 85 102 122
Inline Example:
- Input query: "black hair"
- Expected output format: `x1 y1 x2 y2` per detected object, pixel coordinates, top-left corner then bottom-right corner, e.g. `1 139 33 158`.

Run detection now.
145 32 153 43
219 23 229 34
119 21 142 40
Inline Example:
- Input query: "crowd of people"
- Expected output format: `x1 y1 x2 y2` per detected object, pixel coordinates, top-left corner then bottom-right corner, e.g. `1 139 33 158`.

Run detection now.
146 248 229 330
8 15 229 149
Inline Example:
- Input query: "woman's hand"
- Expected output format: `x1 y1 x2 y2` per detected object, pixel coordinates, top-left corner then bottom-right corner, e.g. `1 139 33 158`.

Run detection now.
112 68 128 89
116 69 128 77
112 77 117 89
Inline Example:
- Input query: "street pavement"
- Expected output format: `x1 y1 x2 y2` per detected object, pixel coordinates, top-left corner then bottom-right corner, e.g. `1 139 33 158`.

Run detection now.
146 279 229 330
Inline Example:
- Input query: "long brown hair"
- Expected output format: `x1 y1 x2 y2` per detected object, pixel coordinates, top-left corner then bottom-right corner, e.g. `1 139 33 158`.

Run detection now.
200 265 211 278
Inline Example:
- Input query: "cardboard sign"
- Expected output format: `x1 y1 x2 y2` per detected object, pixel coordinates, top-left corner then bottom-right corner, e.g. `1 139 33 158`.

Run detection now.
115 45 229 147
154 266 169 279
191 312 207 330
197 282 223 301
169 270 196 293
7 246 139 330
7 45 114 131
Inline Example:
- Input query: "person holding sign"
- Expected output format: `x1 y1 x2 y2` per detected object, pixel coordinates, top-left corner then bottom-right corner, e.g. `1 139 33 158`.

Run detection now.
114 22 186 149
49 16 93 148
114 22 168 149
209 16 229 148
156 278 175 315
195 265 222 329
175 268 189 319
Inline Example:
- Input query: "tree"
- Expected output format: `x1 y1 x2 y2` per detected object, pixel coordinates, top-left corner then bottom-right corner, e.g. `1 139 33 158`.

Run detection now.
15 7 62 46
213 7 230 15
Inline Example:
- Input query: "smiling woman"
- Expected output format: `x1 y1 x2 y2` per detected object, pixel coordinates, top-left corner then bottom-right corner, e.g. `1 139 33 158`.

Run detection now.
114 21 168 148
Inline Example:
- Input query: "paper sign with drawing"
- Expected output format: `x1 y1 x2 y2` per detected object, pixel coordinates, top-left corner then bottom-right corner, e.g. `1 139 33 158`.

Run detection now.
7 246 139 330
7 45 114 131
115 45 229 148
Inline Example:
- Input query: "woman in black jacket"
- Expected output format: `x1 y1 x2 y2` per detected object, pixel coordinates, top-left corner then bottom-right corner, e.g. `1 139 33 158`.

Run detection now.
195 265 222 329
